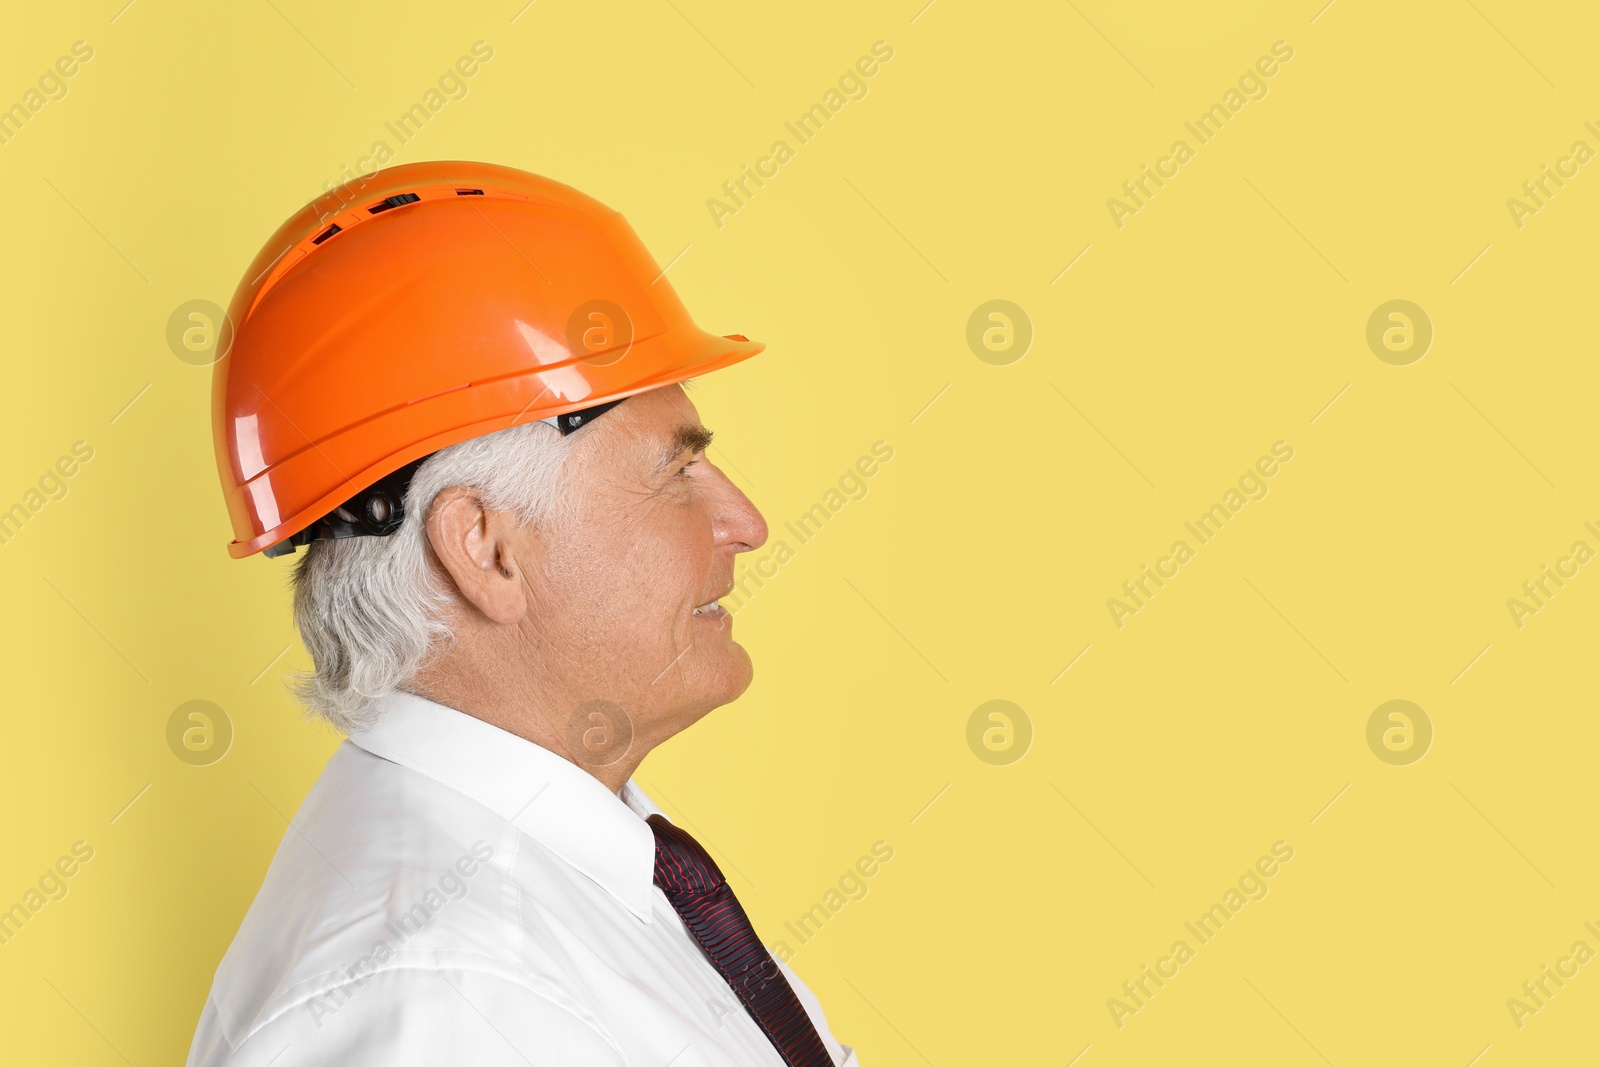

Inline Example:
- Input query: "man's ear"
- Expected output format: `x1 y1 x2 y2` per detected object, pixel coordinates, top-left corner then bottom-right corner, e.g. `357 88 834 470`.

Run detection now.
424 486 529 625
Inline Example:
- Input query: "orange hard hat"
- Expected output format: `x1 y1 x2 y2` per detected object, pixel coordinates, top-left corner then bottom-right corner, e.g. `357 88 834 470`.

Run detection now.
212 160 763 558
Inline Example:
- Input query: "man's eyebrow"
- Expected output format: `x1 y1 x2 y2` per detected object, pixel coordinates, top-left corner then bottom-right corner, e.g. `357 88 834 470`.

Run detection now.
654 423 714 472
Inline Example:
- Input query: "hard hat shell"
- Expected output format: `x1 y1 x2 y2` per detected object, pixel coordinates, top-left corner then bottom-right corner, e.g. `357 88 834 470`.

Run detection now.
213 160 763 558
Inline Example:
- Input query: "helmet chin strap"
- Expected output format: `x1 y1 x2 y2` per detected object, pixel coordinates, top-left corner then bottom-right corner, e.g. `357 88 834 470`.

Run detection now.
262 396 628 559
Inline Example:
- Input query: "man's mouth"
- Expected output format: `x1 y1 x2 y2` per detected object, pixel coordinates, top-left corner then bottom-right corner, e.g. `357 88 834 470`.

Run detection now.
692 590 731 619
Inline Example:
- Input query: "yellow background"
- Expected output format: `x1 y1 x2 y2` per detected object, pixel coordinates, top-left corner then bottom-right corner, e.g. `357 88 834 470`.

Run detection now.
2 0 1597 1063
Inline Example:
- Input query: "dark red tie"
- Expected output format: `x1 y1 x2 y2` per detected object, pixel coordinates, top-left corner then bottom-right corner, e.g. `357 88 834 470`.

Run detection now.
648 814 835 1067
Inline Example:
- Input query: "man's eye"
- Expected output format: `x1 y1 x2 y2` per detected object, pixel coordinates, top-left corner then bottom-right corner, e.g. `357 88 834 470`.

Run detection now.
677 454 702 476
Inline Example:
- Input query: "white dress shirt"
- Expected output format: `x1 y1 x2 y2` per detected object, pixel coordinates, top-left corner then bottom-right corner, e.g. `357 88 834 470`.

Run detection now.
187 691 858 1066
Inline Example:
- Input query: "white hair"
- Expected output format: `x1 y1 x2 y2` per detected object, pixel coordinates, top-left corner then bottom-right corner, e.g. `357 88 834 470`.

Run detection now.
289 420 578 733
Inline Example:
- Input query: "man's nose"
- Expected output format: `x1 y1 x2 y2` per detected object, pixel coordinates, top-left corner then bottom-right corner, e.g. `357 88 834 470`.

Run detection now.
713 467 768 553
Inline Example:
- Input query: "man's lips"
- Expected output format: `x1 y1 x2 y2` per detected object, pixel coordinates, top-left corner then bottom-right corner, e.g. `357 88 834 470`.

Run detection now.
691 587 733 617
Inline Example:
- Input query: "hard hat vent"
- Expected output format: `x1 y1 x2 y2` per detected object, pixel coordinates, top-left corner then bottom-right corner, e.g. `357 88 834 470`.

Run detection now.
368 193 421 214
312 223 341 245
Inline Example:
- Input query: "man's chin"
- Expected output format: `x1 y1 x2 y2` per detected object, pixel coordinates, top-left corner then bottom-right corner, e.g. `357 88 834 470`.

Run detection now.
702 648 755 708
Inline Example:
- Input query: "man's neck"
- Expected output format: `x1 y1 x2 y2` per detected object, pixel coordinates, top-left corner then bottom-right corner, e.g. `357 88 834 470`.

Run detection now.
406 663 649 793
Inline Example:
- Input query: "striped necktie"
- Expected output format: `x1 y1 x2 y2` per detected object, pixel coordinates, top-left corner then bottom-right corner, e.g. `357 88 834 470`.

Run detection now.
647 814 835 1067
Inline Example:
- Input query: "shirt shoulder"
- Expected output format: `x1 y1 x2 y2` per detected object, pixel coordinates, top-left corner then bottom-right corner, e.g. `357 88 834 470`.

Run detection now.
189 962 631 1066
195 741 608 1060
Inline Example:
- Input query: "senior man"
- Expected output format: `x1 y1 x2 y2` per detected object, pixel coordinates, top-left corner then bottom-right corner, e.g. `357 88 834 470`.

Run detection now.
187 161 857 1066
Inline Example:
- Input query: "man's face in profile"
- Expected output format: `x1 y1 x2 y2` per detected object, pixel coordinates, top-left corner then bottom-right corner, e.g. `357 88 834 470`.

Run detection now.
510 384 769 749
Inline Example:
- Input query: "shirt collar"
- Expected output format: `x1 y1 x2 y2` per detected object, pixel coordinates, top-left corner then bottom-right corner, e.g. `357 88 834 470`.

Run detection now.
347 690 663 923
